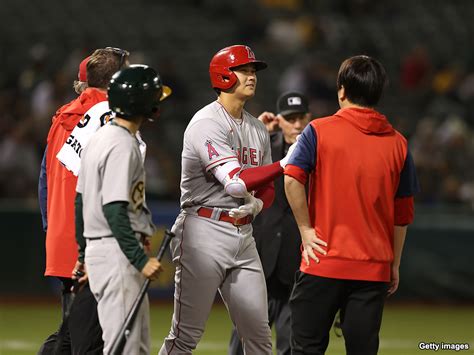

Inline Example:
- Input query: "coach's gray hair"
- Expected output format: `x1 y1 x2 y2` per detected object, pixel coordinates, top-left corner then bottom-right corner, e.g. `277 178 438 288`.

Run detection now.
73 80 88 94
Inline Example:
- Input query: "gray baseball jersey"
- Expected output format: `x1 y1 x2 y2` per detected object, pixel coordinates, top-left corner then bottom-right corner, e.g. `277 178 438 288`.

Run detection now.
180 101 272 210
159 101 273 355
78 122 153 354
76 123 154 238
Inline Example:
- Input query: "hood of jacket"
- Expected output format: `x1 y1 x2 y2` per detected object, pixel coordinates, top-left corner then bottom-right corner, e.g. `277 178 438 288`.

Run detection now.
335 107 394 135
54 88 107 131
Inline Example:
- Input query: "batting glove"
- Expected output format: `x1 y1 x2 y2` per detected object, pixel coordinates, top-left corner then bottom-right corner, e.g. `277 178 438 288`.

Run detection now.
229 193 264 219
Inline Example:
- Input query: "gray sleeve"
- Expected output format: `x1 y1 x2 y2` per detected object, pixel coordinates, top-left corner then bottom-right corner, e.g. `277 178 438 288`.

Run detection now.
262 130 272 166
187 119 239 171
101 142 136 205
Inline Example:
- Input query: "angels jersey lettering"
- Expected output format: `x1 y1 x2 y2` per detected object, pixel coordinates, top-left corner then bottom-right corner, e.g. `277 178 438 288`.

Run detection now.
180 101 271 210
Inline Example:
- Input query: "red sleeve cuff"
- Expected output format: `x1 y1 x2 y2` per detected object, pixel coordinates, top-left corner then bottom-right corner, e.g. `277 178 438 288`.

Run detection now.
284 164 308 185
394 196 414 225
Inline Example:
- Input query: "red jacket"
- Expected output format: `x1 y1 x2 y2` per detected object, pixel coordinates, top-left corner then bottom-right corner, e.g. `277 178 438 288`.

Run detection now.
285 108 418 282
44 88 107 277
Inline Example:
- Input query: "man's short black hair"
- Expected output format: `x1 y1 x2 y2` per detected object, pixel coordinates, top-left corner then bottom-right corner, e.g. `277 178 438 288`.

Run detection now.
336 55 387 107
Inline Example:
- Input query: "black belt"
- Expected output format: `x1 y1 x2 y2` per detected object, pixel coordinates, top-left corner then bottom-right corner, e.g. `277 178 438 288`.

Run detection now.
87 233 145 241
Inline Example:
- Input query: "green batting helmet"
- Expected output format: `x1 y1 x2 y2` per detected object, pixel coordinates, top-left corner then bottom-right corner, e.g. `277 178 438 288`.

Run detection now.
108 64 171 120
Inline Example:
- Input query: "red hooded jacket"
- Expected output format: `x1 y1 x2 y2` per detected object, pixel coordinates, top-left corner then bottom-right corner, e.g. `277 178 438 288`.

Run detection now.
285 108 418 282
44 88 107 277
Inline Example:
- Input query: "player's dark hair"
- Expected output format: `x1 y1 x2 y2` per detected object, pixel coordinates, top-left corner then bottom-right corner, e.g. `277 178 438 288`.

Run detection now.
87 48 130 89
336 55 387 107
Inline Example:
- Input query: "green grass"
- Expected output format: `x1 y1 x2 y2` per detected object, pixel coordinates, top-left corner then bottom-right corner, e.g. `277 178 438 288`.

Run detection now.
1 302 473 354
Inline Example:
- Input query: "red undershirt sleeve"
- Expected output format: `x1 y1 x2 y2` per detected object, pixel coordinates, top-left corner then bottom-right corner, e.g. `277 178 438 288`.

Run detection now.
229 161 283 191
255 182 275 209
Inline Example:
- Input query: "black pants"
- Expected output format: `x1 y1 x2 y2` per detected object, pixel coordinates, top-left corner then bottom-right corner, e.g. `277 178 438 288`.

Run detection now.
290 272 388 355
229 275 292 355
38 277 103 355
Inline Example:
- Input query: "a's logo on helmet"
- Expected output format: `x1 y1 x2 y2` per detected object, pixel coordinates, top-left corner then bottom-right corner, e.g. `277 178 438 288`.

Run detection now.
229 54 235 61
245 46 256 60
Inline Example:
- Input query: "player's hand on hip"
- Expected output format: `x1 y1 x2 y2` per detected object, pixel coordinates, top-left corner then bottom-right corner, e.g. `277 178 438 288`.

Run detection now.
257 111 279 132
387 265 400 296
300 226 327 266
280 138 299 168
141 258 163 281
229 193 264 219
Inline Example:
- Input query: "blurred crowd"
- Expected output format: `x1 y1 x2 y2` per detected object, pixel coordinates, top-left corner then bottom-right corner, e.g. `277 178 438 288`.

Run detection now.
0 45 185 203
277 44 474 209
1 0 474 210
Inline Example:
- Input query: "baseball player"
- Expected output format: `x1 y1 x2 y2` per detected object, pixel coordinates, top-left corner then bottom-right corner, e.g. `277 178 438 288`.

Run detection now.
159 45 297 355
229 91 311 355
37 47 130 354
284 55 420 354
75 64 171 355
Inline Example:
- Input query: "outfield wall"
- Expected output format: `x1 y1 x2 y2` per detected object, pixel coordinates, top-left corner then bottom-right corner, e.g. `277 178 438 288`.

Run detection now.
0 202 473 302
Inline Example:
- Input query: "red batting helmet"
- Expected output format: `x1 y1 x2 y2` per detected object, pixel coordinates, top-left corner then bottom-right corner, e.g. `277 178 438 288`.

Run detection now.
209 45 267 90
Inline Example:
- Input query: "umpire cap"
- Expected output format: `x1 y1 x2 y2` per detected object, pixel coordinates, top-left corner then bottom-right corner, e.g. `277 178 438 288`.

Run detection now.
108 64 172 120
277 92 309 117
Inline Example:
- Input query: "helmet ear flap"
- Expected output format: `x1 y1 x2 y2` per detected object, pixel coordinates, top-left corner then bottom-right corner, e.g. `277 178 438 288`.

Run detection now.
210 66 237 90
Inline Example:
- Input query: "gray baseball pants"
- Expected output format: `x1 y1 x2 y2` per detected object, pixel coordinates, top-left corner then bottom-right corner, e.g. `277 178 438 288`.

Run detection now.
159 212 272 355
86 237 150 355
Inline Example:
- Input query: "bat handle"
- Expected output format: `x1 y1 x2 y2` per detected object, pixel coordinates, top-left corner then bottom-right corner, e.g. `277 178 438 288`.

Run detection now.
156 229 175 261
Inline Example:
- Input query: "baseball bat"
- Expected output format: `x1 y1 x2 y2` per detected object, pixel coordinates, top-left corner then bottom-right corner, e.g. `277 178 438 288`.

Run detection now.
108 229 175 355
